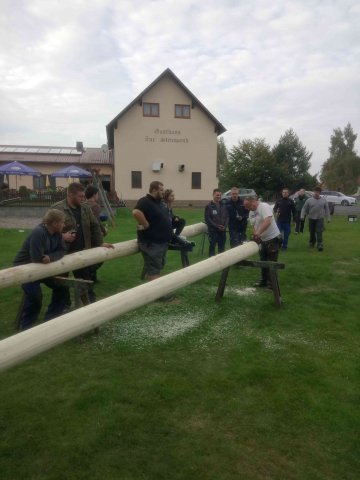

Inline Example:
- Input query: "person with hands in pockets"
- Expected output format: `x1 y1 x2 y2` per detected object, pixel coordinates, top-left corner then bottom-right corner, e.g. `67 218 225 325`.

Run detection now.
204 188 228 257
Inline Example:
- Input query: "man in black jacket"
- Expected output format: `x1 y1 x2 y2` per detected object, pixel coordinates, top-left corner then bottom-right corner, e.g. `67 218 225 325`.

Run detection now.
273 188 296 250
204 188 228 257
14 209 70 331
225 187 249 247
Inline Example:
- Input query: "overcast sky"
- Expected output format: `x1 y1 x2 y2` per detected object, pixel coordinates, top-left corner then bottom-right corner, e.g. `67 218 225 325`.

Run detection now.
1 0 359 175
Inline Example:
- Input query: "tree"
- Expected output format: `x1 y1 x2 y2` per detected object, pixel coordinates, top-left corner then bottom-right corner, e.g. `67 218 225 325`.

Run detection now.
321 123 360 193
219 131 316 199
272 129 315 192
216 137 228 177
219 138 282 199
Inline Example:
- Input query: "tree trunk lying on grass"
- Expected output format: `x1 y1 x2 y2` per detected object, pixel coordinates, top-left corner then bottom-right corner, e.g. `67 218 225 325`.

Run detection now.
0 241 259 373
0 222 208 290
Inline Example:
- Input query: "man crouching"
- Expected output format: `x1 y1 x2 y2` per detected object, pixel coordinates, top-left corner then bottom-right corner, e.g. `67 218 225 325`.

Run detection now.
13 209 70 331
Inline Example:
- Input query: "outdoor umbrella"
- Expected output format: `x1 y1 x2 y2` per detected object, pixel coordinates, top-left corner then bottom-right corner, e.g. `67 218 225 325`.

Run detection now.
0 161 41 188
50 165 92 179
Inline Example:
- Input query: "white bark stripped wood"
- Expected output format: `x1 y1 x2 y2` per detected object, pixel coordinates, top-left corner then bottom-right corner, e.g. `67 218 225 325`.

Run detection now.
0 223 208 290
0 242 259 373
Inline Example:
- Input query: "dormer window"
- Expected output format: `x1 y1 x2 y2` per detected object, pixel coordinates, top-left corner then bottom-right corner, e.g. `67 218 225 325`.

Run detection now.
175 104 190 119
143 103 159 117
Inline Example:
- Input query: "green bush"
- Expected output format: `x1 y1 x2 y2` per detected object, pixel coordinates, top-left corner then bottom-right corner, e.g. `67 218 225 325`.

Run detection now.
18 185 28 197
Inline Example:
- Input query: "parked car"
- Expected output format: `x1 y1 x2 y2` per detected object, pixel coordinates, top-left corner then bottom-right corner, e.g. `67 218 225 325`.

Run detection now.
320 191 357 206
222 188 257 201
290 190 335 215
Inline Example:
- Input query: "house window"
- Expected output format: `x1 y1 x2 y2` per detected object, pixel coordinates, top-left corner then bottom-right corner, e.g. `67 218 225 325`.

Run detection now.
48 176 56 189
131 171 142 189
191 172 201 189
175 104 190 118
143 103 159 117
33 175 46 190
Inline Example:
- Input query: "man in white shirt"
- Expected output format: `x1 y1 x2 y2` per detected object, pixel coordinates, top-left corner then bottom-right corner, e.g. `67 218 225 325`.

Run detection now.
243 195 281 288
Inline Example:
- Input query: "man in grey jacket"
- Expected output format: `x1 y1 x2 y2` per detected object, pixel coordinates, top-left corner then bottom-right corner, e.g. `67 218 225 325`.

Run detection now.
301 186 331 251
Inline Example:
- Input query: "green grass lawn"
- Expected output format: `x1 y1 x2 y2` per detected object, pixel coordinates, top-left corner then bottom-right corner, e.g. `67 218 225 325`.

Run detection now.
0 208 359 479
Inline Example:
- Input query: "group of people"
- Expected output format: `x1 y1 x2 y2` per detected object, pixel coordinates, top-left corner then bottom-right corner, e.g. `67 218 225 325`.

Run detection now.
204 185 331 288
273 186 331 252
14 182 113 331
14 179 332 330
204 186 249 256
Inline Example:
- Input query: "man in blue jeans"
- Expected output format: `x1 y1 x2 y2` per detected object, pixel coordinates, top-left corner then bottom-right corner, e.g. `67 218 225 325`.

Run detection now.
273 188 296 250
13 209 70 331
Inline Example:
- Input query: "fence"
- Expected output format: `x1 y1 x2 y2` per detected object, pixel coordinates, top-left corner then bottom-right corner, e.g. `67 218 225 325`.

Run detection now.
0 188 125 207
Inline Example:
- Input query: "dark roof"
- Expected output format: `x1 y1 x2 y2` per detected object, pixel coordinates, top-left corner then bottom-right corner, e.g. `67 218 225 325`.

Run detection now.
0 146 113 166
106 68 226 148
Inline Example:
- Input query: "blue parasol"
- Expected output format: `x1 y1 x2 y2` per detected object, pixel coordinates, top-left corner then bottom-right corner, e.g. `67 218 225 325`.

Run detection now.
50 165 92 178
0 161 41 176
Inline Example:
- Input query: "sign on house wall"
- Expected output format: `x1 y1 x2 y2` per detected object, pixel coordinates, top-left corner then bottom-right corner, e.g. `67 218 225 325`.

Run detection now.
145 129 189 144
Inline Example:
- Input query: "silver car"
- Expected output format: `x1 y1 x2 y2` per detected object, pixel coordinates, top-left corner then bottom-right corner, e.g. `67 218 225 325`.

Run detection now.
320 191 356 206
222 188 257 200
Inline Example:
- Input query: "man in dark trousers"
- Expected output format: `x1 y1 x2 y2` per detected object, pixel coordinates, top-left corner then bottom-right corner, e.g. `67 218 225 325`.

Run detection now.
301 186 331 251
225 186 249 247
132 181 173 281
84 184 108 283
243 195 281 289
52 182 113 302
204 188 228 257
273 188 296 250
14 209 70 331
294 188 308 233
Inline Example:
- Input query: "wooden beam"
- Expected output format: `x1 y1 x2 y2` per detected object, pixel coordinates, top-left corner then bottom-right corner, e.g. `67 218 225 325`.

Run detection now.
0 242 259 373
0 223 208 290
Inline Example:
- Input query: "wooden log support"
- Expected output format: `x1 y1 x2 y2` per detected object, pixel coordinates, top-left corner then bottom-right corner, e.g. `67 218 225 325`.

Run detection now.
0 222 208 290
180 250 190 268
167 243 191 268
215 260 285 306
237 259 285 307
215 267 230 302
0 241 259 373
